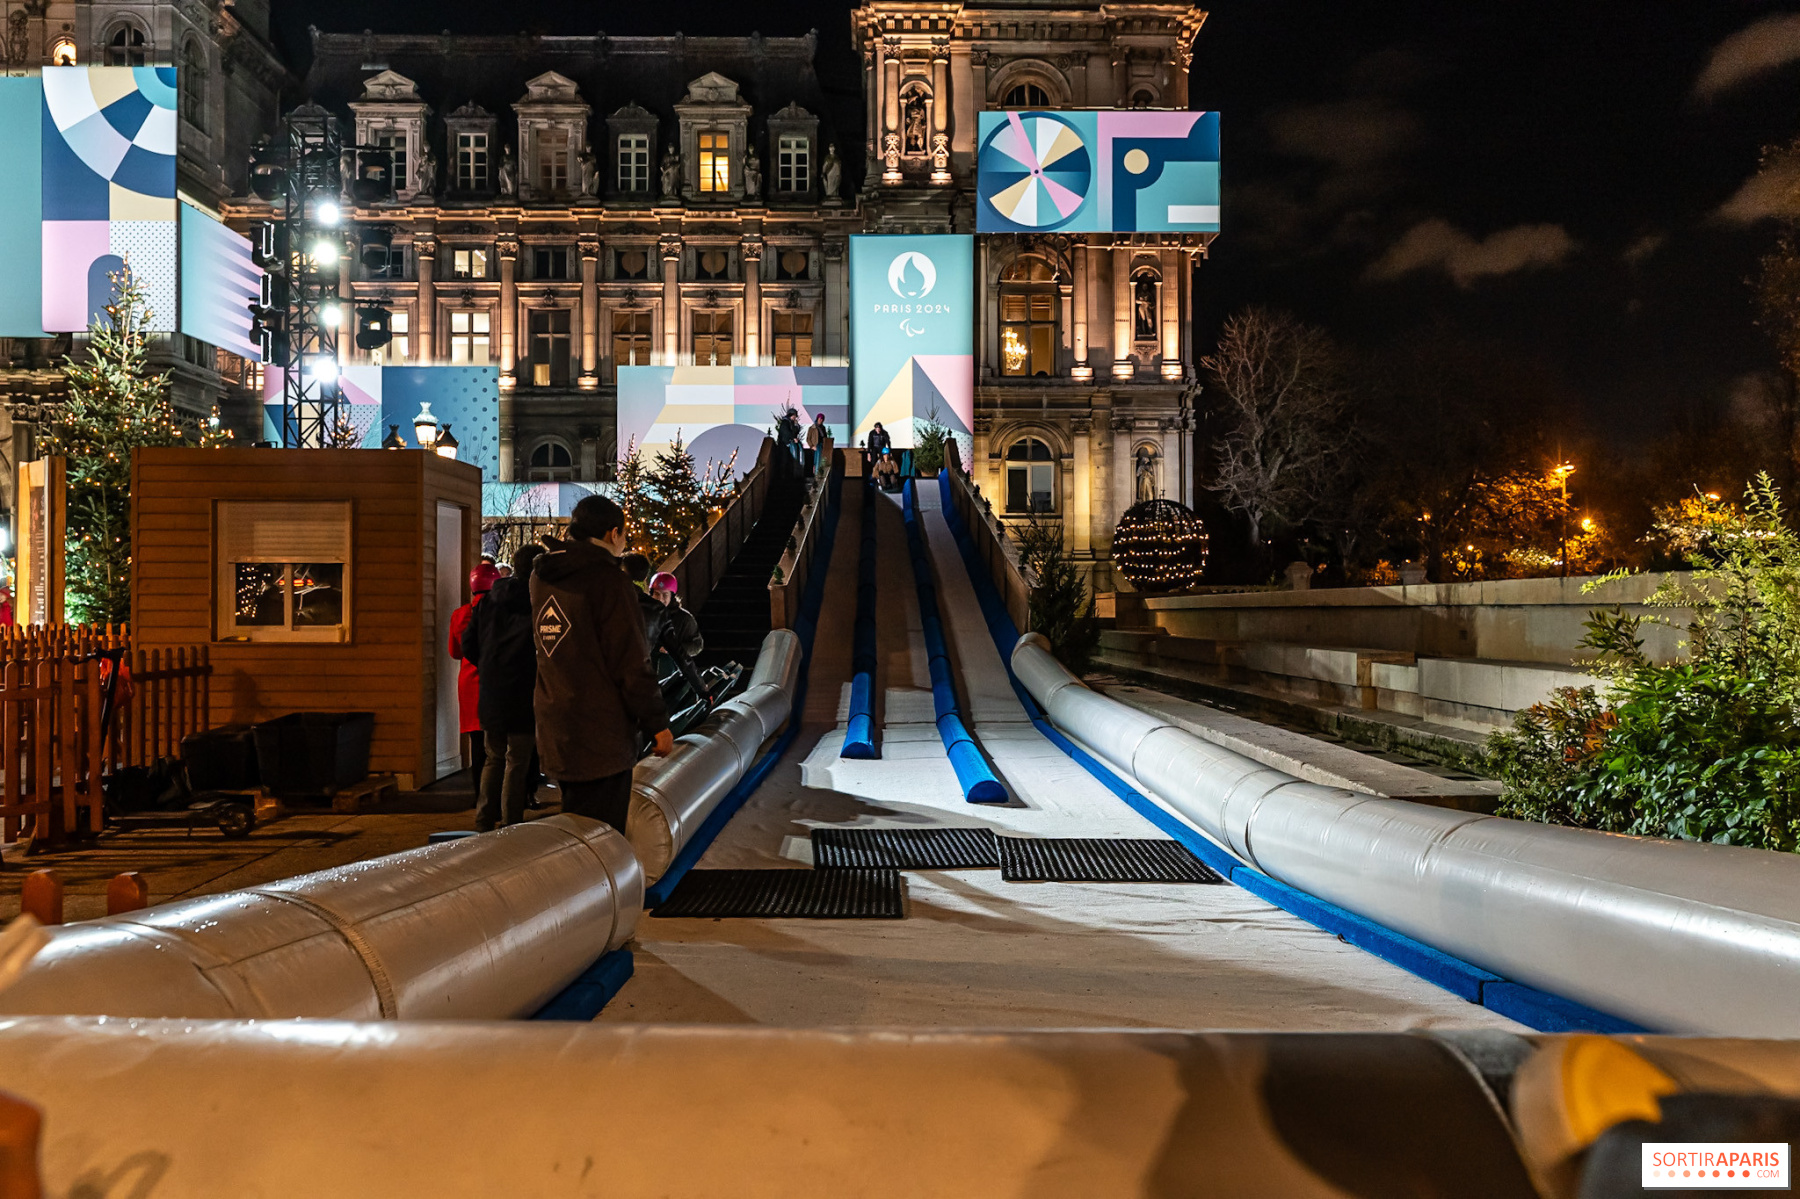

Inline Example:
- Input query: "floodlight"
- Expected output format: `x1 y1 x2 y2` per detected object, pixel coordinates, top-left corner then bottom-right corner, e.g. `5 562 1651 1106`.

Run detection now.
317 200 341 226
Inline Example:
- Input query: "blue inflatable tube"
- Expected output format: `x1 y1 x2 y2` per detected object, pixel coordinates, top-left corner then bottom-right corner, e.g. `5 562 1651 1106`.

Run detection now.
842 480 880 759
900 479 1007 804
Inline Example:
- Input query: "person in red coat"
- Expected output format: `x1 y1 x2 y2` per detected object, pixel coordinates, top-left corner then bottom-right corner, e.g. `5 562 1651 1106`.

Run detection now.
449 562 500 789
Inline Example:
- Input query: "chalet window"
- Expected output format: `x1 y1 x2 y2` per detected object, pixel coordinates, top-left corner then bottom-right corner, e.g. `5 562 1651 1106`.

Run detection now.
533 247 569 279
528 441 575 482
372 129 408 194
455 132 489 190
612 311 652 369
1005 437 1056 514
104 23 146 66
1003 83 1052 108
617 133 649 192
777 136 809 193
216 501 351 643
772 312 812 366
698 131 729 193
538 129 570 192
1000 258 1057 377
692 311 732 366
451 249 487 279
449 311 490 363
529 309 571 387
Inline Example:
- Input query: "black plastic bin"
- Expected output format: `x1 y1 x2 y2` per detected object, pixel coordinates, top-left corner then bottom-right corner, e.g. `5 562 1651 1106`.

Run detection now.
251 712 375 800
180 724 260 791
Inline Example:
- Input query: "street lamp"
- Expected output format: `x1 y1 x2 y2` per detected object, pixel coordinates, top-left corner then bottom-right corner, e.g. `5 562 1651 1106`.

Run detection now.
380 424 405 450
412 402 440 451
435 424 460 460
1554 462 1576 578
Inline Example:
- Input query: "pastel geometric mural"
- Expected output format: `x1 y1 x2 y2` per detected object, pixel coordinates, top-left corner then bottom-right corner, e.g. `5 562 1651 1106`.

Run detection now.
180 201 264 361
263 365 501 477
617 365 849 477
848 234 973 450
42 66 178 331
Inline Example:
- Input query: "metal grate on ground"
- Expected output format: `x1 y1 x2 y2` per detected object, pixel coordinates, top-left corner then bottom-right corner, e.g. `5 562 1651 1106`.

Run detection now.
649 868 906 918
811 826 1000 870
997 838 1224 884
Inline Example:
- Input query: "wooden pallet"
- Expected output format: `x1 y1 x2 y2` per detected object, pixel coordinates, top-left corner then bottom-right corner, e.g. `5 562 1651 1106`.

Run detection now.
331 774 399 814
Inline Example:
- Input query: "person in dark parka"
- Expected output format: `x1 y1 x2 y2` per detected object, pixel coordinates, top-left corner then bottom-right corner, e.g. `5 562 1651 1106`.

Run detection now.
460 543 543 831
531 494 673 833
640 570 708 702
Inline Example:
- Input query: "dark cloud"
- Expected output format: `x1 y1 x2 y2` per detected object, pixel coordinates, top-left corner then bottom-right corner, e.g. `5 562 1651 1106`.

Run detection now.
1265 98 1421 168
1694 13 1800 100
1366 220 1579 287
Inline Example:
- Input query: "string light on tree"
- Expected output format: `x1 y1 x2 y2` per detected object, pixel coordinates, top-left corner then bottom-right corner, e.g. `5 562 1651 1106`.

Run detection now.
1112 498 1209 593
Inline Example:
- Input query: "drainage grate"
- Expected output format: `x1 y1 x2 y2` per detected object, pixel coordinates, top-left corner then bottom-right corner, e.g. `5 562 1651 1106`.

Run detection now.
649 868 906 918
812 826 1000 870
998 838 1223 884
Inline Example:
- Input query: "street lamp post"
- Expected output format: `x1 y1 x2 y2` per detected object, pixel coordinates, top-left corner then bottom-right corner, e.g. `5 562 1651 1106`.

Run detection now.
1554 462 1576 578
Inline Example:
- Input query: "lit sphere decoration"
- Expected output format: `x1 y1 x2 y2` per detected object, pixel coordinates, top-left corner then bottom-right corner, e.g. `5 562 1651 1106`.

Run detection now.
1112 498 1208 593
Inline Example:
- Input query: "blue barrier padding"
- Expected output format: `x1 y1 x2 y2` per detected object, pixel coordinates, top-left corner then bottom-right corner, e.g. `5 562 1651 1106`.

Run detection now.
843 479 880 760
644 468 846 908
530 948 635 1020
428 830 480 844
899 478 1008 805
931 471 1645 1033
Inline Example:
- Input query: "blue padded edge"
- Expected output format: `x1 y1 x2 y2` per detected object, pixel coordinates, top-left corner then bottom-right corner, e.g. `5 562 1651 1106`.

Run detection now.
643 468 847 908
931 472 1648 1034
428 830 479 844
901 478 1009 805
842 480 879 760
530 948 635 1021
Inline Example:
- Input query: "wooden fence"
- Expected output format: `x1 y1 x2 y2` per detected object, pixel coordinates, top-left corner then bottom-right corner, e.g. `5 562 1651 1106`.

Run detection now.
0 626 211 846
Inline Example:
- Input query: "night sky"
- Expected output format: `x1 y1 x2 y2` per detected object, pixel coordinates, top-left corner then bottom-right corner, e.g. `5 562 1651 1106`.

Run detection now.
273 0 1800 446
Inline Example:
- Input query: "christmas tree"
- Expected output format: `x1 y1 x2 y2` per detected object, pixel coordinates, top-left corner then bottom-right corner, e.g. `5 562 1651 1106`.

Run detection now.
42 265 228 624
640 432 706 566
614 436 652 555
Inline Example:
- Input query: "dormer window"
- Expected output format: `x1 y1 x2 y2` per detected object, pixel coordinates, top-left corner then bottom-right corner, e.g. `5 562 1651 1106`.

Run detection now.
777 137 809 193
455 132 488 190
538 129 571 193
618 134 650 192
698 132 730 193
371 128 409 195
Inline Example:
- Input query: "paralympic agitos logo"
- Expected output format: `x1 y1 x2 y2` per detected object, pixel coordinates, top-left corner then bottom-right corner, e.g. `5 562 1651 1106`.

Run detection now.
876 250 951 335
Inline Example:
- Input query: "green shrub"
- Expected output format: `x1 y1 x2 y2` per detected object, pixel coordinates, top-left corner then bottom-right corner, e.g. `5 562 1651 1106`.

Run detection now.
1488 475 1800 851
1013 515 1100 675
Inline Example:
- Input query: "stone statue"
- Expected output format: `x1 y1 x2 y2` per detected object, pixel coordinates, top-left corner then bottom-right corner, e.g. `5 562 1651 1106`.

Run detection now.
1135 446 1158 504
416 144 439 195
821 144 842 200
903 93 928 154
659 144 681 197
578 143 599 197
743 148 762 198
1134 276 1157 341
497 144 517 196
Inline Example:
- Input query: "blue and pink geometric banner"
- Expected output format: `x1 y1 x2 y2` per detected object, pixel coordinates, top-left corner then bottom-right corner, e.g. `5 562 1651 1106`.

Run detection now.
617 365 849 477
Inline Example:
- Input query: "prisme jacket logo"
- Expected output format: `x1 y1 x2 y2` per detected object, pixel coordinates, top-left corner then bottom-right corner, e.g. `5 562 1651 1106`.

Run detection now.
875 250 953 338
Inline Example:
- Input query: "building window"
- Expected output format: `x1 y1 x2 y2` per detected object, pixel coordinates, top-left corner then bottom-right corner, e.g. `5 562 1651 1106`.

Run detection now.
1130 88 1157 108
696 249 729 281
533 247 569 280
538 129 570 192
617 133 649 192
777 136 809 193
773 312 812 367
104 23 146 66
50 37 76 65
528 309 571 387
1003 82 1051 108
180 40 206 130
451 249 488 279
612 311 652 370
1000 258 1057 377
455 132 489 190
615 249 648 279
373 312 409 365
776 249 809 280
373 129 408 195
449 311 490 363
216 501 351 643
1005 438 1056 514
369 244 408 279
698 131 729 193
528 441 575 482
693 310 732 365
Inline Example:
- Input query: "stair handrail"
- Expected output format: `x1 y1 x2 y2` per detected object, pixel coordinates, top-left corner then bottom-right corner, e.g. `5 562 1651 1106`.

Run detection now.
670 438 775 612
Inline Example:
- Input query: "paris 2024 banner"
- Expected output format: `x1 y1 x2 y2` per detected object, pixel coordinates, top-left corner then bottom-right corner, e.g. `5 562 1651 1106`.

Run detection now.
976 110 1219 234
849 234 973 451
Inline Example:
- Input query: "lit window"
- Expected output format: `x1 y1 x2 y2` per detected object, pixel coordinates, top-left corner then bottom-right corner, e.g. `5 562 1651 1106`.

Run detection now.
105 24 146 67
180 40 206 130
777 136 809 193
455 132 488 190
773 312 812 366
1002 83 1051 108
50 37 76 65
693 310 732 365
216 501 351 643
373 312 409 365
617 133 649 192
612 310 652 370
1005 438 1056 514
538 128 570 192
449 311 490 363
528 309 571 387
528 441 575 482
451 249 488 279
698 132 729 193
1000 258 1056 377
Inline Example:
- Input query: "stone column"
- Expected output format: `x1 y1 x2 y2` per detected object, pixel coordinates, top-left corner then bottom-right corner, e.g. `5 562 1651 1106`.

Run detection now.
1089 393 1113 559
660 232 682 363
930 40 951 185
1070 412 1093 556
1112 241 1133 379
1072 240 1091 378
970 48 989 112
741 234 763 363
882 37 903 184
497 234 519 390
864 38 880 187
823 238 846 360
337 255 352 366
1112 414 1134 528
578 232 600 389
1160 246 1180 379
414 234 436 365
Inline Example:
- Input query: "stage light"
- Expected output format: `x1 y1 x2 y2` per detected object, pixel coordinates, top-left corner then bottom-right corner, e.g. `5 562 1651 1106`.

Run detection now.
317 200 341 226
320 302 342 328
311 239 340 266
306 355 339 384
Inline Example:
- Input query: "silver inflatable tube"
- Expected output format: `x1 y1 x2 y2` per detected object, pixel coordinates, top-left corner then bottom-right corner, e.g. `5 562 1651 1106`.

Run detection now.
630 629 801 882
0 814 641 1021
1013 633 1800 1035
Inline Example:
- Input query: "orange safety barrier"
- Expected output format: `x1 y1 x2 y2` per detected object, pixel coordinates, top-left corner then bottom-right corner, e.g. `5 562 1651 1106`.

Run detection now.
18 872 60 926
105 872 148 915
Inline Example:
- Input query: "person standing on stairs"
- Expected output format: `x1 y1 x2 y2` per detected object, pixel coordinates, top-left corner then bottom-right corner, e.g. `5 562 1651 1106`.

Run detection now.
865 421 892 475
804 412 829 477
461 543 543 831
449 561 499 792
532 494 674 833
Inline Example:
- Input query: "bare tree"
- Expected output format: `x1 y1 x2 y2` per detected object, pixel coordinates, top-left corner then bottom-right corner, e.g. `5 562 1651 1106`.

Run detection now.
1203 307 1355 556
